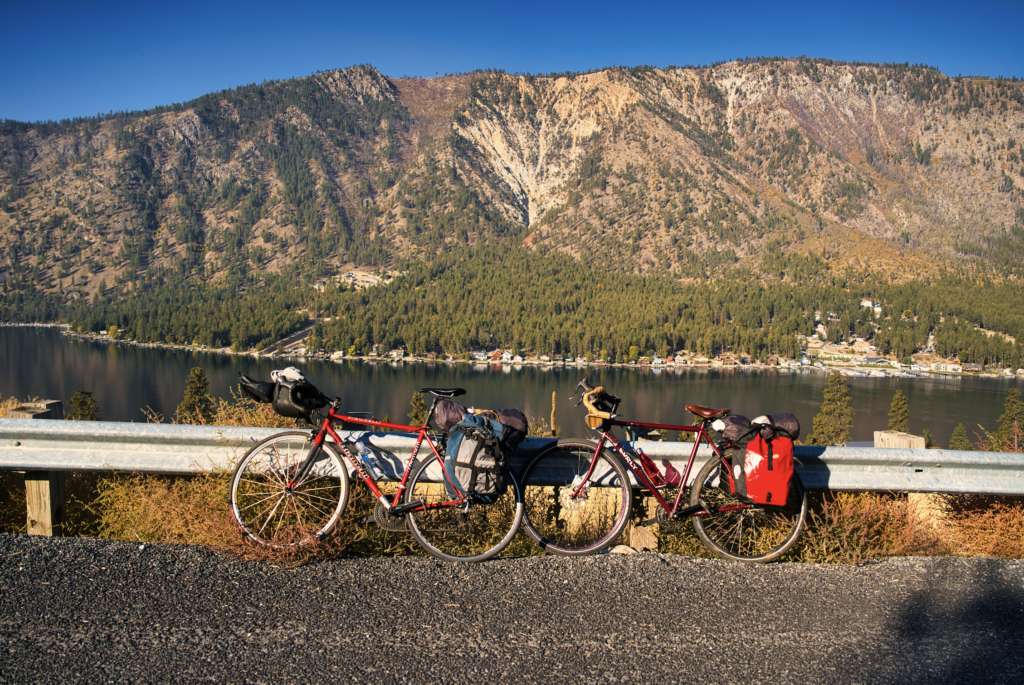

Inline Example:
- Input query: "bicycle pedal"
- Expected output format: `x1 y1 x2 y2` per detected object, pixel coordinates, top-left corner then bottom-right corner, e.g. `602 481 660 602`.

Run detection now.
637 518 659 528
359 515 376 525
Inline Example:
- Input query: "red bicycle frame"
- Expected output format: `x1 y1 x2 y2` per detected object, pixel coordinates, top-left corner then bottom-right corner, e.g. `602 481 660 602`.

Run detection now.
286 401 466 514
577 417 753 520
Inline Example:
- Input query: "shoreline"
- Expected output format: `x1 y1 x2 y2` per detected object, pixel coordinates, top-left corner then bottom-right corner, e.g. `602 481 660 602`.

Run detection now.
4 321 1022 382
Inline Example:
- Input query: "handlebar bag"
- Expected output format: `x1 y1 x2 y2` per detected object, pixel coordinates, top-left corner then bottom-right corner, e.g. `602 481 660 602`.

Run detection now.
443 413 509 504
239 374 275 404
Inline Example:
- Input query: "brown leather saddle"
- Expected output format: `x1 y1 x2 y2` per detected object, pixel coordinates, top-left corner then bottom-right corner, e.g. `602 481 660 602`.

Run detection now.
685 404 730 419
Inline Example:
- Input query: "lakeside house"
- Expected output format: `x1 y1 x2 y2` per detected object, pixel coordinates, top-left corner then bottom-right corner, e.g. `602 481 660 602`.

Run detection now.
931 361 963 373
962 363 984 373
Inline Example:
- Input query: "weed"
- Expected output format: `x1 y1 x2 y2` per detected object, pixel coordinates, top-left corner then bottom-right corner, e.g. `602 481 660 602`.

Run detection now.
795 492 945 564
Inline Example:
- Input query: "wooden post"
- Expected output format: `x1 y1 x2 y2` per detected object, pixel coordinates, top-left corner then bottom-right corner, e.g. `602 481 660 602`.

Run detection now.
25 471 66 536
874 431 945 526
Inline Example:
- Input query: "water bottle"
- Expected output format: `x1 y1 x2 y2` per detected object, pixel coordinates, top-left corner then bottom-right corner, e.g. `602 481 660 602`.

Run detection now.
355 439 384 479
636 447 667 489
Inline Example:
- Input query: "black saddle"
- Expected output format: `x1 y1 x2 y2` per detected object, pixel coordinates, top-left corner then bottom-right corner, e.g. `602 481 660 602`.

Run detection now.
419 387 466 398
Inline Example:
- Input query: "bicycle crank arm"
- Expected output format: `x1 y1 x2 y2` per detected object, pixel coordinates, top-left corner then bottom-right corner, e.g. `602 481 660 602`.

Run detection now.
672 503 709 519
387 498 427 515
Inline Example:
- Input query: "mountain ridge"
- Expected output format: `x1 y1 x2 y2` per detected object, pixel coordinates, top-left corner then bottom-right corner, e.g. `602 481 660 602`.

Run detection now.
1 59 1023 306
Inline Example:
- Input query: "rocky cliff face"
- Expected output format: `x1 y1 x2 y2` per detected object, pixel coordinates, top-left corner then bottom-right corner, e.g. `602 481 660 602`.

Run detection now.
1 60 1023 302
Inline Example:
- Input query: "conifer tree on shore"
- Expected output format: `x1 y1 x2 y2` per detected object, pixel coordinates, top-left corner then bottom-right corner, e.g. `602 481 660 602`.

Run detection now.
888 390 909 433
806 371 854 446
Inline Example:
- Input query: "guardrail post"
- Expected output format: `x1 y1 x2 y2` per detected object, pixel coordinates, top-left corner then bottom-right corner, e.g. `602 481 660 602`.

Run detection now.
874 430 946 526
25 471 65 536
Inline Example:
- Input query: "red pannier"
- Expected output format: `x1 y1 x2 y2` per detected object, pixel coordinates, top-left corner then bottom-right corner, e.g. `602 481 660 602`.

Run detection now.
720 413 799 506
735 434 795 506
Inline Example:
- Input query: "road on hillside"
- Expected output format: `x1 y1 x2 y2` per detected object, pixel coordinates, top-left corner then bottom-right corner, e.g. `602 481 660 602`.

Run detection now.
269 321 316 351
1 535 1022 684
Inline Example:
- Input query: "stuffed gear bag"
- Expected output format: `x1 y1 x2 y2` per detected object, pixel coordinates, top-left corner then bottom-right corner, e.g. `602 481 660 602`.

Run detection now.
443 412 510 504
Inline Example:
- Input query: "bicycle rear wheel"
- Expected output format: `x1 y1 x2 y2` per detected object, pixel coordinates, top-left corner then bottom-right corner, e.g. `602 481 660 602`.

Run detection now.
689 456 807 562
520 440 632 555
230 431 349 547
404 454 523 562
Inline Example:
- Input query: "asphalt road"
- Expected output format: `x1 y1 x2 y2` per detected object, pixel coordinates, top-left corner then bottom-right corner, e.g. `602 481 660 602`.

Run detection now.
1 534 1022 684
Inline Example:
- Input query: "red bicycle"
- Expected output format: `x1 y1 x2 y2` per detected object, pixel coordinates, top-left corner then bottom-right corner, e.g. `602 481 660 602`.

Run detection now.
229 384 523 562
518 378 807 562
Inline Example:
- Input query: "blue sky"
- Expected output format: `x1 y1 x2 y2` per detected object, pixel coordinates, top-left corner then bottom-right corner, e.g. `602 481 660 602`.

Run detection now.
2 0 1022 123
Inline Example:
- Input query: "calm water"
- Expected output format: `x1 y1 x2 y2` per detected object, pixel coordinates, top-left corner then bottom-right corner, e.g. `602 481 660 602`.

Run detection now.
1 326 1020 446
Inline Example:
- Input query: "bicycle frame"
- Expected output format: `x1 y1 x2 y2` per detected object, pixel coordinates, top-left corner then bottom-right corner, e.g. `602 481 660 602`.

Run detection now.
579 417 751 519
286 396 466 514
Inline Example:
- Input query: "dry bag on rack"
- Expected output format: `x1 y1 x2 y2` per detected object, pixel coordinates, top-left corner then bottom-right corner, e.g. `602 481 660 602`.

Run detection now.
435 399 468 432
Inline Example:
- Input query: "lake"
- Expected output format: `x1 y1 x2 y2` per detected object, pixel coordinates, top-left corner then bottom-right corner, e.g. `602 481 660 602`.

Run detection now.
1 326 1019 447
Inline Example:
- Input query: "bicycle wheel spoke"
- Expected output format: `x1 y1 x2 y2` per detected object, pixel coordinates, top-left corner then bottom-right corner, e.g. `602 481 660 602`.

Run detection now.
405 454 522 562
231 433 349 548
520 440 631 556
691 459 807 562
238 492 286 512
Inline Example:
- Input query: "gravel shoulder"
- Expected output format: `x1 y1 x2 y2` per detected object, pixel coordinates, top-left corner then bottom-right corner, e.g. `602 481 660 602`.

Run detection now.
1 534 1022 684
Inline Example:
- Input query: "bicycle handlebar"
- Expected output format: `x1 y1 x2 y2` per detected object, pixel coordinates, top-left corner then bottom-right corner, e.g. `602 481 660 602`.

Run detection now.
569 377 621 422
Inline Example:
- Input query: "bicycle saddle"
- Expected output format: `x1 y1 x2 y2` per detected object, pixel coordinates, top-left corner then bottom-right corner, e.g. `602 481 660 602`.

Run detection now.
419 387 466 398
685 404 730 419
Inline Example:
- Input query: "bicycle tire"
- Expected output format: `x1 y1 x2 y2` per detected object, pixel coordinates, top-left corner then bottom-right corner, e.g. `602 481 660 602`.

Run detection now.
689 456 807 563
230 431 350 547
404 454 523 562
519 439 632 556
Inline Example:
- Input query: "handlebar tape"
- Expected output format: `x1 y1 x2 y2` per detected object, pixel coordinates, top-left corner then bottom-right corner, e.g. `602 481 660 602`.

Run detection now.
583 386 613 420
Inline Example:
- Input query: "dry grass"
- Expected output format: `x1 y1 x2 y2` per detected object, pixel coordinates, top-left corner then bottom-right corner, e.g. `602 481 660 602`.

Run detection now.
946 498 1024 559
793 492 947 563
91 471 424 565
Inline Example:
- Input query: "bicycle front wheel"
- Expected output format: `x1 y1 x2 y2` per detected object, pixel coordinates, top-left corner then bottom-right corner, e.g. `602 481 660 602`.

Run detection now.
520 440 632 556
689 456 807 563
404 454 523 562
230 431 350 547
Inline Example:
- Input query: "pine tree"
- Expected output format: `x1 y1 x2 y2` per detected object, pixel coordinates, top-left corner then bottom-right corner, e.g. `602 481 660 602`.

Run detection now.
806 371 854 446
67 390 102 421
407 391 427 427
996 387 1024 451
921 428 935 449
888 390 909 432
949 423 973 450
176 367 214 424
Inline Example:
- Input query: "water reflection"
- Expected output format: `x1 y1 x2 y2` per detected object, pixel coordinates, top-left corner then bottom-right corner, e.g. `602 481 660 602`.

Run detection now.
1 326 1020 446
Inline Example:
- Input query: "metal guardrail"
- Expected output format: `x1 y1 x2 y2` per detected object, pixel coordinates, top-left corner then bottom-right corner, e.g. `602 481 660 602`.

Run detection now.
2 419 1023 494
